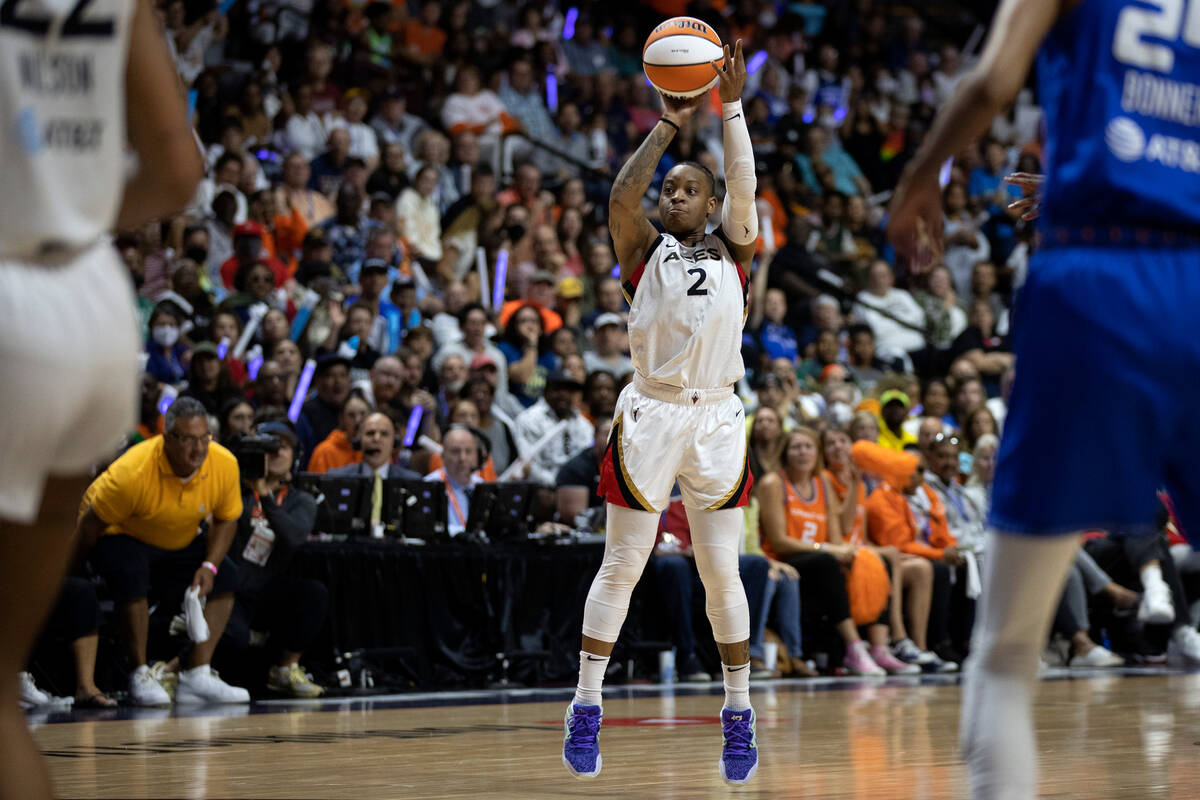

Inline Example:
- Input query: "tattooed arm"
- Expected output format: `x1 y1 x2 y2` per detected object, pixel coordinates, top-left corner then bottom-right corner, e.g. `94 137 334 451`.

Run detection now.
609 92 705 282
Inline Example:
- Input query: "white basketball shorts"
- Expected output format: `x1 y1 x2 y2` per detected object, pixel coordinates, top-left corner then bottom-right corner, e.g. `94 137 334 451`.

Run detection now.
0 241 140 523
598 376 753 513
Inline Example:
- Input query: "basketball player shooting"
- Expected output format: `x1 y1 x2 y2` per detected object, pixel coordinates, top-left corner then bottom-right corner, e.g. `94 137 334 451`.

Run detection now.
561 40 761 785
0 2 201 799
888 1 1200 798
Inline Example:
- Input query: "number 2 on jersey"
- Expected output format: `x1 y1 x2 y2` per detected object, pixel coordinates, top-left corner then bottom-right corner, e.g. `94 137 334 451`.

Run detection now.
0 0 114 38
1114 0 1200 72
686 267 708 297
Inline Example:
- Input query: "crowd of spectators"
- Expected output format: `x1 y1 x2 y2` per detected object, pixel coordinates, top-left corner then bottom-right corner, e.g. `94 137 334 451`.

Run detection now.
20 0 1200 707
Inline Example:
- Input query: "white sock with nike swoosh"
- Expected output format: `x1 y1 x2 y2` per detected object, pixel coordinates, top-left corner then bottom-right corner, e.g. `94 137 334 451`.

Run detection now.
722 662 752 711
574 651 608 707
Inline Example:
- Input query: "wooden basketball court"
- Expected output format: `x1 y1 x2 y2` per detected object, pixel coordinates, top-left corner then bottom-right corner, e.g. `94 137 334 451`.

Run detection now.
32 669 1200 799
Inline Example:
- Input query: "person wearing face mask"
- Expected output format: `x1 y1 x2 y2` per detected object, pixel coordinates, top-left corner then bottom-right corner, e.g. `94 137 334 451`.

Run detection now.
146 305 190 386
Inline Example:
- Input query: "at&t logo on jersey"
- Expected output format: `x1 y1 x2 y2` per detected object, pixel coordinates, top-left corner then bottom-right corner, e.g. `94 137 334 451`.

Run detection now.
1106 115 1200 172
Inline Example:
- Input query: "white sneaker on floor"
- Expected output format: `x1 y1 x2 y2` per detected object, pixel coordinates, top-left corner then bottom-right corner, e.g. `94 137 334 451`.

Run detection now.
891 638 923 663
1167 626 1200 665
19 672 50 709
176 665 250 705
1068 646 1125 668
1139 582 1174 625
129 664 172 707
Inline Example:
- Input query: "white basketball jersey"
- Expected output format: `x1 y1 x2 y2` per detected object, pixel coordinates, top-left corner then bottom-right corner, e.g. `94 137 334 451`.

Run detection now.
0 0 135 259
623 231 748 391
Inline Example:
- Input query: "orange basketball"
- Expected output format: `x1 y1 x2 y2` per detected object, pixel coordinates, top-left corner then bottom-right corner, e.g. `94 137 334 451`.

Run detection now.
642 17 724 99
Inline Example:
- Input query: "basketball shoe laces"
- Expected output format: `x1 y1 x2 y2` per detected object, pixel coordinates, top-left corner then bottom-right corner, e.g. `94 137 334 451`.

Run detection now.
722 714 755 757
565 710 601 752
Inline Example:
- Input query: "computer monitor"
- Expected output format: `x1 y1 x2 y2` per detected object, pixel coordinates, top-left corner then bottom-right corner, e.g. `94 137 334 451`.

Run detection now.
381 478 448 540
465 482 536 541
292 473 370 536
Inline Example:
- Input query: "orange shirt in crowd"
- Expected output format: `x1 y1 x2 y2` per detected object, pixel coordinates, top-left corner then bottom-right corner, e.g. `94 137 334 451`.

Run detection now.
763 472 830 560
136 416 165 442
825 469 868 547
308 429 362 474
498 299 563 333
273 206 309 274
865 482 956 561
402 19 446 57
427 453 498 482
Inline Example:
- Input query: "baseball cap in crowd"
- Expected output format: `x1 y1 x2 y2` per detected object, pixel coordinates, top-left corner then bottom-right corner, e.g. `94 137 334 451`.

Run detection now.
234 221 265 238
315 352 352 375
470 353 498 371
360 258 390 275
369 191 394 205
191 342 220 359
820 364 847 384
544 369 583 391
530 270 556 285
303 228 329 248
593 312 623 330
257 421 299 450
558 277 583 299
879 389 910 409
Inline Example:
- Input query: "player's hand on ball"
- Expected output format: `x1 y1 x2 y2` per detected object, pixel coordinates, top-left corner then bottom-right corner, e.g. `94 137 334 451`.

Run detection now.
713 39 747 103
659 91 705 126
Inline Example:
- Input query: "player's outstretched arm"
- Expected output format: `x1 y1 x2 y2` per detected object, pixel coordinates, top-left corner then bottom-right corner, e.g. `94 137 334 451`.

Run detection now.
713 40 757 269
116 0 204 230
609 93 702 281
887 0 1064 269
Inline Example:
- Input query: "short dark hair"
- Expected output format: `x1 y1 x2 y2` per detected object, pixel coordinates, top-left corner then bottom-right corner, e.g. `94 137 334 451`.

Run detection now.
165 397 207 433
214 152 243 174
848 323 874 340
457 302 488 326
674 160 715 196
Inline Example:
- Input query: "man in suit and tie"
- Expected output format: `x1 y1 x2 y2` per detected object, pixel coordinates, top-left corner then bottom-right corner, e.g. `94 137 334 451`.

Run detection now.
424 427 484 536
328 414 421 529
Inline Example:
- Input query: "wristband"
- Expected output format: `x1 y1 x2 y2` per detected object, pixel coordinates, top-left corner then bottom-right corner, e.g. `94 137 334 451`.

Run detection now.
660 117 679 133
201 561 218 576
721 100 744 118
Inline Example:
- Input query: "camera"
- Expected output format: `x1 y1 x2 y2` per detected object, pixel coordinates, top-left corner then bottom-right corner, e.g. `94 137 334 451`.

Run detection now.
227 433 281 480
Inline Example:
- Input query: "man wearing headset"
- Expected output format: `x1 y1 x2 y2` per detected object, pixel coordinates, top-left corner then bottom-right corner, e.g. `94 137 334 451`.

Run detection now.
425 427 486 536
227 421 329 698
328 413 423 535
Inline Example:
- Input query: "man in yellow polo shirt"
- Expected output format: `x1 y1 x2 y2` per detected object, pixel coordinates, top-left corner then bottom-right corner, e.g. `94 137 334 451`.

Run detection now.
78 397 249 706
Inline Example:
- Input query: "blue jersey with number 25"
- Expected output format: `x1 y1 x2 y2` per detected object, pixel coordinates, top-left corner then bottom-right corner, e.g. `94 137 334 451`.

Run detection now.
1038 0 1200 234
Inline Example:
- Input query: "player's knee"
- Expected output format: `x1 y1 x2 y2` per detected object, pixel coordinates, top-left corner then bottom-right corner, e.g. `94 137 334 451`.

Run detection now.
596 548 651 593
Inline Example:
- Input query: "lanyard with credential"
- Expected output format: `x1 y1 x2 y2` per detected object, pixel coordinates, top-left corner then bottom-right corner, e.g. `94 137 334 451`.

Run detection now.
439 469 467 526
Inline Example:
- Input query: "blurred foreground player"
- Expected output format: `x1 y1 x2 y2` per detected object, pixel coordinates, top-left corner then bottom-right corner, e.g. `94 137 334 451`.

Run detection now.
563 42 761 785
888 1 1200 797
0 2 201 798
